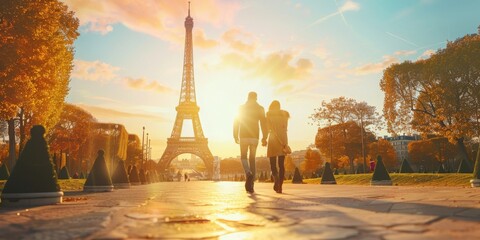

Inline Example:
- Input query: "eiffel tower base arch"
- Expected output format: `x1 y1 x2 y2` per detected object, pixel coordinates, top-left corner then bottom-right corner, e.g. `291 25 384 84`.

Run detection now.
158 138 214 178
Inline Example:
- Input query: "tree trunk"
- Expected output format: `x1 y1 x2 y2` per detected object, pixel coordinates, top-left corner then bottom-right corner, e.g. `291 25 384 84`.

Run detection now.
7 118 16 170
455 137 470 168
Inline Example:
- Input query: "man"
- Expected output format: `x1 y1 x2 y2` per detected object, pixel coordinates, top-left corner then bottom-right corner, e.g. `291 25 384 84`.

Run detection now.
233 92 268 193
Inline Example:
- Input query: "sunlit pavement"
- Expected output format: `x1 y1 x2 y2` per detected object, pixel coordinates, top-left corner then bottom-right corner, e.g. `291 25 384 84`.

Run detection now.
0 182 479 240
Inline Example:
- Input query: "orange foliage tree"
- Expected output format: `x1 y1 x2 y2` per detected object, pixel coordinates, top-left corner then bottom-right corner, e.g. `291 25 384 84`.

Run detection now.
303 148 323 175
367 139 397 171
380 30 480 163
408 137 458 172
48 104 96 174
316 121 375 172
0 0 79 168
311 97 380 173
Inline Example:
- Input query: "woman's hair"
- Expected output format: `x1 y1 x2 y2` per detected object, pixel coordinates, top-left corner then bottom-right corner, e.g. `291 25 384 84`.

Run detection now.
269 100 281 111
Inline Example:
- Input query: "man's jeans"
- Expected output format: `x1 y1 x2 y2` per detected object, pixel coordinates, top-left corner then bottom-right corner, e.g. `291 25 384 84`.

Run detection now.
240 138 258 177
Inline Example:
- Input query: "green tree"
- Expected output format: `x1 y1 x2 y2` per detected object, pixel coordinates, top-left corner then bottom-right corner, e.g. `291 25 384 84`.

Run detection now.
380 31 480 162
0 0 79 168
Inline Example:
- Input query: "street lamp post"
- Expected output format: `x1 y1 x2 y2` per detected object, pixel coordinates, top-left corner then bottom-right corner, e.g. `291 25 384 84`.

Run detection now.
148 139 151 161
360 119 366 173
142 126 145 169
145 133 149 169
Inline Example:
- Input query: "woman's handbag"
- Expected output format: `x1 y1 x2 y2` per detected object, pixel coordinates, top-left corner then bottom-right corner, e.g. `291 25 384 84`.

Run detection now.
283 145 292 155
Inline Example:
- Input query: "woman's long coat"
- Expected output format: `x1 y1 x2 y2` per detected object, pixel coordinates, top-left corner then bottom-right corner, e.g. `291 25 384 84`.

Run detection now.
266 110 289 157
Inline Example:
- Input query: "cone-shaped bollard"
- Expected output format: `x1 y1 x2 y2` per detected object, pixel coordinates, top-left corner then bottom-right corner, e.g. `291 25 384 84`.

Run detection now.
399 158 414 173
1 125 63 206
370 155 392 186
0 164 10 180
129 166 141 185
111 160 130 189
457 158 472 173
321 162 337 184
470 146 480 187
437 164 446 173
83 150 114 192
58 166 70 179
292 167 303 184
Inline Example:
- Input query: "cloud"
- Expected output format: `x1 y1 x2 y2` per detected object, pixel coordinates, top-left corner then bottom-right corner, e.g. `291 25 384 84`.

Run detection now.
311 0 360 27
221 28 256 54
339 0 360 12
418 49 435 60
194 29 219 49
124 77 176 93
63 0 240 46
354 55 398 75
394 50 417 56
77 104 168 122
72 59 120 82
219 51 313 83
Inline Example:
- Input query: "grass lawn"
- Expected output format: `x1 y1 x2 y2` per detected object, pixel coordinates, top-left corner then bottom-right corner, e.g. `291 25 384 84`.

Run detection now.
0 179 86 192
0 174 475 191
303 173 474 187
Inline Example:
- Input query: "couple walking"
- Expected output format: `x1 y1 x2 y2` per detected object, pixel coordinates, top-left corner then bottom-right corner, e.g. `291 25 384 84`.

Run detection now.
233 92 290 194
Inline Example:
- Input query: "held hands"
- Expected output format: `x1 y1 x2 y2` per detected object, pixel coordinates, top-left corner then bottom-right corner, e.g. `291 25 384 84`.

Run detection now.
234 138 240 144
261 138 267 147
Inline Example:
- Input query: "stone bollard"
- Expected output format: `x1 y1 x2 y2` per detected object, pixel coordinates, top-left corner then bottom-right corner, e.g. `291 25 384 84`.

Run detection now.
1 125 63 206
83 150 114 192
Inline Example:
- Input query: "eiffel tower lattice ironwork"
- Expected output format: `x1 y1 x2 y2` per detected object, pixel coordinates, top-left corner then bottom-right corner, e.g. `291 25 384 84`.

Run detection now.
158 2 214 176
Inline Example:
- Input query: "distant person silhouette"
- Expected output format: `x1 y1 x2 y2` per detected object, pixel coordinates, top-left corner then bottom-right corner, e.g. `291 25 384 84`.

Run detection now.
234 92 267 193
266 100 290 193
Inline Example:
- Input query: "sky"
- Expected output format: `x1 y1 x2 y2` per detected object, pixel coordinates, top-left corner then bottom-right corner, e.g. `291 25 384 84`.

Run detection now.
62 0 480 160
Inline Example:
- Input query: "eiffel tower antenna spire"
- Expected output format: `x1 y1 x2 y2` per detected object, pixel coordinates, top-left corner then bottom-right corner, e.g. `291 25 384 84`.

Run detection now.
158 2 214 177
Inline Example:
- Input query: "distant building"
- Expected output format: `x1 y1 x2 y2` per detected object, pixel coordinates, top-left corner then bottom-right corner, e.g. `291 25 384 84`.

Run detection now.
384 134 421 163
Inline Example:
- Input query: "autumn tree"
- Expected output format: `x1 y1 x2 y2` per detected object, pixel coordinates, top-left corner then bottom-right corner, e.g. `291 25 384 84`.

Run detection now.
284 155 296 175
312 97 380 172
126 134 142 168
48 104 96 173
0 0 79 168
316 121 375 172
303 148 323 174
380 31 480 163
408 137 458 172
367 139 397 171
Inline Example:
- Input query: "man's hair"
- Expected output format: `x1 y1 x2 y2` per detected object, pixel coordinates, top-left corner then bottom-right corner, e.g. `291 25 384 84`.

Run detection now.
247 91 257 101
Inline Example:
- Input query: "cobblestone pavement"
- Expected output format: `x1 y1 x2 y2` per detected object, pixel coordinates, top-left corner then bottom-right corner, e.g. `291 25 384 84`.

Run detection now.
0 182 479 239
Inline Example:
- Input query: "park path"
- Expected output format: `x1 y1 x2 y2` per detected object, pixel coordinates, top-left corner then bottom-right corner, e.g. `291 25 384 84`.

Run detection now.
0 182 479 239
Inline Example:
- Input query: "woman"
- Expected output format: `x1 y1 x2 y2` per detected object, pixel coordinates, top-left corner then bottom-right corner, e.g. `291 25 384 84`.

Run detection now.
266 100 290 193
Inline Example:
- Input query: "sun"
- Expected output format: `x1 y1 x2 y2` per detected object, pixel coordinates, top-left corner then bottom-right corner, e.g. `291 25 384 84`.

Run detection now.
196 76 275 142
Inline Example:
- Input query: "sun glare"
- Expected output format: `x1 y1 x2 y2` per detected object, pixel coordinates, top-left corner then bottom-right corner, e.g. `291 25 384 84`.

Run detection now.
198 75 276 142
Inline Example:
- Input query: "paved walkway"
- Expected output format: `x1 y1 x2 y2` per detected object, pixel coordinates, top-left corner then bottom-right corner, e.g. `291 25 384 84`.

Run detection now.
0 182 479 239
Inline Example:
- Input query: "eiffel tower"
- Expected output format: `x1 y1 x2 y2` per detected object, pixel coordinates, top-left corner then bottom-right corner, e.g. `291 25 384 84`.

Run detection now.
158 2 214 176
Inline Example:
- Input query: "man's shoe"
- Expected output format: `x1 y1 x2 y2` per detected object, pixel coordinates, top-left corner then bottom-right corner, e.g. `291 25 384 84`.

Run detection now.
246 172 254 193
